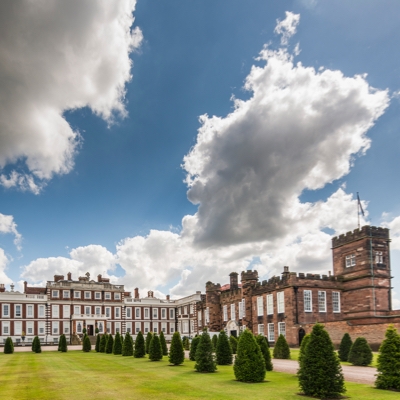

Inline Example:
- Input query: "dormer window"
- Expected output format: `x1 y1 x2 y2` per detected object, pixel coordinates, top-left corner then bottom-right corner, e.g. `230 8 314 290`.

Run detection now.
345 254 356 267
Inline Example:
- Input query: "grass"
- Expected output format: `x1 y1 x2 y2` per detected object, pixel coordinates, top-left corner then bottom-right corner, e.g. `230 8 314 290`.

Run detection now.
0 350 396 400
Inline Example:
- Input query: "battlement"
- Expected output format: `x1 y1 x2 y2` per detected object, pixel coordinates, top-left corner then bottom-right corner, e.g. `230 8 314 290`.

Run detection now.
332 225 389 248
241 270 258 282
205 281 221 291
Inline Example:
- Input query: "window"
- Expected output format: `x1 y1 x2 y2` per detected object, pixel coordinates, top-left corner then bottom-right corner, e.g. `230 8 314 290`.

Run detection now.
268 323 275 342
258 324 264 336
77 322 83 333
27 321 34 335
126 322 132 333
98 322 104 333
105 307 111 318
64 323 70 334
85 306 91 315
63 290 70 298
190 304 194 314
115 307 120 318
304 290 312 312
241 299 245 318
63 305 70 318
3 304 10 317
161 322 167 333
318 291 326 312
126 307 132 318
257 296 264 316
106 322 111 333
332 292 341 313
95 307 101 316
52 321 59 335
182 321 189 333
345 254 356 267
170 323 175 333
153 308 158 319
135 322 141 333
238 301 243 319
144 322 150 333
52 305 59 318
205 307 209 323
135 307 140 319
144 308 149 319
114 293 121 300
84 291 91 299
38 322 45 335
198 311 202 322
115 322 120 333
74 291 81 299
74 306 80 315
38 305 45 318
2 321 10 335
183 306 188 315
105 292 111 300
169 308 174 319
231 303 235 321
376 251 383 264
95 292 101 300
15 321 22 335
223 305 228 321
52 290 59 298
190 320 194 333
27 305 34 318
15 304 22 317
278 322 286 337
267 294 274 315
178 321 182 333
153 322 158 333
178 307 182 315
161 308 166 319
277 291 285 313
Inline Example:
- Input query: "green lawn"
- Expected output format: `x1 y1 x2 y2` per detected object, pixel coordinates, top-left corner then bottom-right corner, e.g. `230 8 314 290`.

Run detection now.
0 351 396 400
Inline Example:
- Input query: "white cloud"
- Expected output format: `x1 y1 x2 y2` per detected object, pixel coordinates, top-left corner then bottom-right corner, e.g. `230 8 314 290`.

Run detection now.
0 213 22 250
0 0 142 193
382 214 400 250
0 248 12 286
274 11 301 45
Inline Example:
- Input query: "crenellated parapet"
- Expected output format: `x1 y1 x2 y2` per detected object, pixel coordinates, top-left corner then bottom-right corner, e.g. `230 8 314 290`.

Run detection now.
332 226 389 248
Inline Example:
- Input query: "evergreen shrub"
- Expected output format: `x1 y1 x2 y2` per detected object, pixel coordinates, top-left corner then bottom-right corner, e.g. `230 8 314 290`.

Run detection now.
149 333 163 361
4 337 14 354
134 331 146 358
298 333 311 368
113 332 122 355
160 331 168 356
83 335 91 352
32 336 41 353
122 332 134 356
195 330 216 373
106 334 113 354
338 333 353 362
216 330 232 365
169 331 185 365
95 334 101 352
145 332 153 354
183 337 190 350
256 334 273 371
348 337 373 366
189 336 201 361
99 334 107 353
60 334 68 352
229 335 238 354
273 334 291 359
212 334 218 352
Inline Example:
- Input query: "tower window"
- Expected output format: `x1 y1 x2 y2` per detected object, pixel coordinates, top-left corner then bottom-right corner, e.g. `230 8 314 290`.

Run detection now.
376 251 383 264
345 254 356 267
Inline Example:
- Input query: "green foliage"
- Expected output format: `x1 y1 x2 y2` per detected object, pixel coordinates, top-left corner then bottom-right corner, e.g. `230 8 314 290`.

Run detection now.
234 329 265 382
195 330 217 373
99 334 107 353
297 323 345 399
159 331 168 356
122 332 134 356
113 332 123 355
83 328 87 335
338 332 353 362
375 325 400 390
189 336 201 361
298 334 310 368
134 331 146 358
95 334 101 352
273 334 291 359
149 333 163 361
348 337 373 366
169 331 185 365
106 334 114 354
60 334 68 352
58 336 61 351
4 337 14 354
211 334 218 352
32 336 41 353
216 330 232 365
83 335 91 352
145 332 153 354
229 335 238 354
183 337 190 351
256 334 273 371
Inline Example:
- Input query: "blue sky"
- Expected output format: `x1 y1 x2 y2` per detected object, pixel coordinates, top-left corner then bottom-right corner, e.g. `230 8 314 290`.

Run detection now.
0 0 400 305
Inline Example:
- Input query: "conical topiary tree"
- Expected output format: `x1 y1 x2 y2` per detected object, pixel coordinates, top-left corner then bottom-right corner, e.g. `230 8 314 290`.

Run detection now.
234 329 265 382
106 334 114 354
216 330 232 365
113 332 123 355
211 334 218 352
348 337 373 366
338 333 353 362
83 335 91 352
4 337 14 354
32 336 41 353
375 325 400 390
256 334 273 371
189 335 201 361
149 333 163 361
60 334 68 352
273 334 291 359
95 334 101 352
58 336 62 352
145 332 153 354
183 337 190 351
298 333 311 368
297 323 345 399
122 332 134 356
160 331 168 356
134 331 146 358
195 330 216 373
99 334 107 353
229 335 238 354
169 331 185 365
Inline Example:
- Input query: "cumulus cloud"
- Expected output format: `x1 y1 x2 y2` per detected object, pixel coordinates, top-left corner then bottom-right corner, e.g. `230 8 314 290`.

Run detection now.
274 11 301 45
0 0 142 193
0 248 13 286
0 213 22 250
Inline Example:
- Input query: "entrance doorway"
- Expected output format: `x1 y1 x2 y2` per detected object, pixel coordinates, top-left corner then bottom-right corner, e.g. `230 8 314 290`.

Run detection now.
230 330 237 337
87 325 94 336
298 328 306 346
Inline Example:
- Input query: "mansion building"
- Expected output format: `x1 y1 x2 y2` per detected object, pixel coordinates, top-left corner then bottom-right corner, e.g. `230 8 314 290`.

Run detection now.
1 225 400 347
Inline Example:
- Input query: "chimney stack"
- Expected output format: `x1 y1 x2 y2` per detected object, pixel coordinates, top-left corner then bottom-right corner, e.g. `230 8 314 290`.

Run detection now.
166 294 170 301
98 274 102 282
67 272 72 280
229 272 238 290
24 281 28 293
134 288 139 299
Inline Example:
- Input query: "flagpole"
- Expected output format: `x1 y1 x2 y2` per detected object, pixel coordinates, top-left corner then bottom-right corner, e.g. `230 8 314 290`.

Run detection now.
357 192 360 229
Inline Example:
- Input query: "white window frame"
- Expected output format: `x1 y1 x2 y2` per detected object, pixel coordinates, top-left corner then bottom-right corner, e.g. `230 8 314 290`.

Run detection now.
230 303 235 321
241 299 245 318
126 322 132 333
114 293 121 300
267 323 275 342
52 305 59 318
190 304 194 314
63 305 70 319
2 304 10 318
257 296 264 316
182 320 189 333
14 321 22 335
15 304 22 318
74 291 81 299
85 306 91 315
27 321 34 335
135 307 141 319
278 322 286 337
115 322 120 333
332 292 341 313
223 305 228 321
304 290 312 312
115 307 120 318
169 308 174 319
74 306 80 315
144 308 150 319
106 322 111 333
153 322 158 333
135 322 141 333
27 305 34 318
258 324 264 336
97 322 104 333
52 321 59 335
84 291 91 299
205 307 209 323
105 307 111 318
345 254 356 267
161 308 166 319
126 307 132 319
153 308 158 319
277 291 285 314
95 292 101 300
38 305 45 318
376 251 383 264
64 322 70 334
52 290 59 298
161 322 167 333
183 306 188 315
95 306 101 316
318 291 326 312
63 290 70 299
267 294 274 315
170 323 175 333
38 321 45 335
144 322 150 333
2 321 10 335
105 292 111 300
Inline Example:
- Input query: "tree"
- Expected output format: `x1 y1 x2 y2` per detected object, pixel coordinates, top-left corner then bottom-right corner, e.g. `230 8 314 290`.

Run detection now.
338 333 353 362
32 336 41 353
106 334 114 354
183 336 190 350
297 323 345 399
4 337 14 354
113 332 123 355
216 330 232 365
145 332 153 354
83 335 91 352
149 333 163 361
229 335 238 354
375 325 400 390
212 334 218 352
256 334 273 371
273 334 291 359
95 334 101 352
169 331 185 365
189 336 201 361
195 330 217 372
99 334 107 353
160 331 168 356
134 331 146 358
298 333 311 369
122 332 134 356
233 329 265 382
60 334 68 352
58 336 62 352
348 337 373 366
